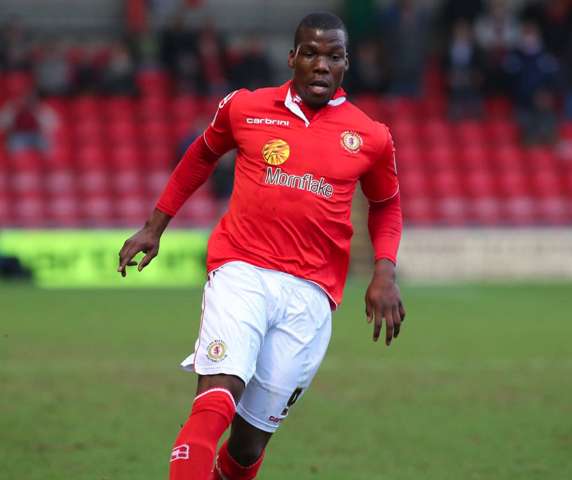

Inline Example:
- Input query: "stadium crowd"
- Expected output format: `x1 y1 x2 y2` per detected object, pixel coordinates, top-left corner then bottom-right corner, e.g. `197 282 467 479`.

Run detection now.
1 0 572 145
2 0 572 228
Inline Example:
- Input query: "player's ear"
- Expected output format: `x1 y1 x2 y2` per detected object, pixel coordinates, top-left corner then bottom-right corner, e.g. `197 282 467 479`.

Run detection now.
344 52 349 71
288 48 295 69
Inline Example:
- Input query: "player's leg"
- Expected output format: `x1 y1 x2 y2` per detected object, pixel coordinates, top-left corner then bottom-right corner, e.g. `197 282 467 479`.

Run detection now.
212 415 272 480
170 262 269 480
215 273 332 479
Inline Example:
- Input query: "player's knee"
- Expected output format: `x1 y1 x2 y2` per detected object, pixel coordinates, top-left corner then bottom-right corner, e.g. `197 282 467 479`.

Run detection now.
230 443 265 467
197 374 245 404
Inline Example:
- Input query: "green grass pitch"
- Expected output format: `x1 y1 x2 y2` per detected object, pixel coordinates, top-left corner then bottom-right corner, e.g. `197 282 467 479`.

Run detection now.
1 282 571 479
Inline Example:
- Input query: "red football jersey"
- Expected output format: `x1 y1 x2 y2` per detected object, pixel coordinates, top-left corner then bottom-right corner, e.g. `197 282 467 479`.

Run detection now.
199 81 398 306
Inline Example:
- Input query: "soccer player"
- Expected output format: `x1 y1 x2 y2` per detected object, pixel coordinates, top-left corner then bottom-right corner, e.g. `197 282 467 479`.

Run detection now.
118 12 405 480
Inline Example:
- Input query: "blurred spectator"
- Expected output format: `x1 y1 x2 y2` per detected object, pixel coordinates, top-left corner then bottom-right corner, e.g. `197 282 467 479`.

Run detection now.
505 22 560 144
196 21 229 95
160 16 201 93
474 0 520 95
0 18 31 71
444 20 484 120
343 0 378 43
521 0 572 59
440 0 484 30
34 42 73 96
160 16 197 73
380 0 432 97
102 42 137 95
229 35 272 91
0 94 59 153
346 39 389 94
73 42 105 95
564 39 572 120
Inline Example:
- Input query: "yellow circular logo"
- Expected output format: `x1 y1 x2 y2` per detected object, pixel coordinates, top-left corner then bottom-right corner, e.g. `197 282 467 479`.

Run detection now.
206 340 227 362
262 139 290 165
340 131 363 153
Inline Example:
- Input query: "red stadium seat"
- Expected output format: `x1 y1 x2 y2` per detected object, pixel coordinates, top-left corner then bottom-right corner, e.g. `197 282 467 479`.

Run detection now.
71 96 101 120
431 167 462 197
81 193 113 226
421 118 453 146
524 147 557 170
535 196 570 225
74 119 104 143
418 95 446 118
349 95 383 120
470 196 503 225
426 145 456 170
485 97 513 119
465 170 496 197
178 185 218 227
139 95 170 120
503 195 537 225
530 169 562 198
137 70 171 96
146 144 174 169
112 144 141 169
559 122 572 140
460 145 489 171
115 192 147 226
435 196 468 225
399 170 430 198
106 120 138 144
46 193 80 227
8 150 43 194
391 119 418 146
14 192 45 227
172 95 201 120
497 171 529 197
0 190 9 225
454 121 485 147
494 145 524 171
76 146 109 194
402 196 436 225
383 97 418 120
487 119 520 145
141 119 173 146
396 144 423 172
103 97 136 122
3 71 35 99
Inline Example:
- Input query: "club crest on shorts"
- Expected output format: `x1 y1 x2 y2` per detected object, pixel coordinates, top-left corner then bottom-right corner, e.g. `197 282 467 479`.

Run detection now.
262 138 290 165
206 340 227 362
340 131 363 153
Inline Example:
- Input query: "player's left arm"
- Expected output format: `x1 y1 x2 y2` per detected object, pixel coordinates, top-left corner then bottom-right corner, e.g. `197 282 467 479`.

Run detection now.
360 124 406 346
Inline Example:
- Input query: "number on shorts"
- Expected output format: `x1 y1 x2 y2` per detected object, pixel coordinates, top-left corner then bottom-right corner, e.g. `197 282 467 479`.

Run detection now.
281 387 304 416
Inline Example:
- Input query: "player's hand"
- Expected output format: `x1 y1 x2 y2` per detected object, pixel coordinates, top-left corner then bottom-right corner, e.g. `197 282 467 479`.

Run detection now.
117 227 160 277
365 259 406 346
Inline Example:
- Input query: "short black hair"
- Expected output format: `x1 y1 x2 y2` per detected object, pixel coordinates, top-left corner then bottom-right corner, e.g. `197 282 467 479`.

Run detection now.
294 12 348 48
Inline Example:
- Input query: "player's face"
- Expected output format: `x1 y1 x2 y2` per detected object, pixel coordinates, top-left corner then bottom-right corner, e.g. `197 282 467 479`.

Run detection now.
288 27 349 109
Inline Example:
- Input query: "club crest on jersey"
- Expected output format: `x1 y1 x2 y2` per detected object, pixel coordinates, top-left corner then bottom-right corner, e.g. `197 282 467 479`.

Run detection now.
206 340 227 362
262 139 290 165
340 131 363 153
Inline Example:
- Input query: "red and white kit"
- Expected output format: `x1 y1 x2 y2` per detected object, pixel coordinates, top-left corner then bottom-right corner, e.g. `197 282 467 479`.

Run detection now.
158 81 402 431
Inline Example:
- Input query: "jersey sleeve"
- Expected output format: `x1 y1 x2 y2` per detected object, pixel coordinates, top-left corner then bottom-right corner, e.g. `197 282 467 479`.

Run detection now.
360 123 399 202
202 89 244 156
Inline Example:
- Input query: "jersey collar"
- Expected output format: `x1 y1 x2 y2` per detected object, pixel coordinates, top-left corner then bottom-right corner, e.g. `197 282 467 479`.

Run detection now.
276 81 347 127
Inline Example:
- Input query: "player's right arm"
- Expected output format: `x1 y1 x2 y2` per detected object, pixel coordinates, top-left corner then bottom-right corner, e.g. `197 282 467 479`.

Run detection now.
117 90 243 277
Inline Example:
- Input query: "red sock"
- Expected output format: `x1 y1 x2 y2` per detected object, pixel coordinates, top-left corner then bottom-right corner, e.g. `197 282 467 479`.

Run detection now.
170 388 236 480
213 440 265 480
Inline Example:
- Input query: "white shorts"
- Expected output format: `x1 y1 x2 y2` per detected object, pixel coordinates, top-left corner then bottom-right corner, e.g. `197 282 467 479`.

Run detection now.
180 261 332 432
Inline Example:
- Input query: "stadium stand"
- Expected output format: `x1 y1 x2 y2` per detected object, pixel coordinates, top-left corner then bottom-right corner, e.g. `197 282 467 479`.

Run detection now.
1 0 572 229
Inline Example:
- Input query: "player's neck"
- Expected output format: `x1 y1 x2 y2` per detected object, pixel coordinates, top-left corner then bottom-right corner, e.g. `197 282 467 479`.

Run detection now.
290 87 321 121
